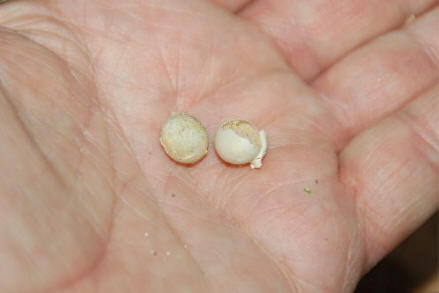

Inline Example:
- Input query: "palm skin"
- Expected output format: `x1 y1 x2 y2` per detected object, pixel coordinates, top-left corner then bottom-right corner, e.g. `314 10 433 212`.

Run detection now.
0 0 437 292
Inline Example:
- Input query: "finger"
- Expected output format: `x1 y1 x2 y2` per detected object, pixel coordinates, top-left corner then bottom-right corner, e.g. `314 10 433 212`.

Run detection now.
239 0 437 80
340 85 439 271
312 7 439 144
207 0 250 11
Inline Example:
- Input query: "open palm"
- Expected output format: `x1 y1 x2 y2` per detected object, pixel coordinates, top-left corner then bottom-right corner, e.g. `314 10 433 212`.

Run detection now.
0 0 437 292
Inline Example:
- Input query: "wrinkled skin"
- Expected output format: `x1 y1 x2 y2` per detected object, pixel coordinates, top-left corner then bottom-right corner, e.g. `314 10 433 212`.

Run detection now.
0 1 437 292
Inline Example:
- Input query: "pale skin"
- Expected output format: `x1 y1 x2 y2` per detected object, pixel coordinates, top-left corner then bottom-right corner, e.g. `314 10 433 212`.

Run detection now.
0 0 437 292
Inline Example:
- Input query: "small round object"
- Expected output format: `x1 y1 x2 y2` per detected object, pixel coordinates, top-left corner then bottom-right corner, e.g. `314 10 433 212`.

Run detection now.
214 120 267 169
160 113 208 164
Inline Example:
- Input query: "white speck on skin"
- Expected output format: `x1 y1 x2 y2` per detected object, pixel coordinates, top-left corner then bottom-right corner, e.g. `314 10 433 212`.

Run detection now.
166 251 171 256
150 250 156 255
183 244 188 249
405 14 416 25
144 232 149 238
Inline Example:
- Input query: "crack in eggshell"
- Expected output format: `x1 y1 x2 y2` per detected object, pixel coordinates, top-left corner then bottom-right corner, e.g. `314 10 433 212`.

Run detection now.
220 120 261 147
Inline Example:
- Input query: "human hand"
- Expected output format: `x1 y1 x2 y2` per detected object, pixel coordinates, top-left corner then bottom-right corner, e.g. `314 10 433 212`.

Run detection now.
0 1 437 292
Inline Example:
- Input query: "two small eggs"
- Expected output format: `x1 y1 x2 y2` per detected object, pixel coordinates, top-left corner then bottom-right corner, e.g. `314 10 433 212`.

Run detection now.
160 113 267 169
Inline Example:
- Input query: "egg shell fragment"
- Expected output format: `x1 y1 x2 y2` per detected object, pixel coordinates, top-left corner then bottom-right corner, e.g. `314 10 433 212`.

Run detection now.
214 120 267 168
160 113 208 164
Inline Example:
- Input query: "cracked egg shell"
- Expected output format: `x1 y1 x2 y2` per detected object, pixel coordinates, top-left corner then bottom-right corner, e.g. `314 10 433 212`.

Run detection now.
214 120 267 169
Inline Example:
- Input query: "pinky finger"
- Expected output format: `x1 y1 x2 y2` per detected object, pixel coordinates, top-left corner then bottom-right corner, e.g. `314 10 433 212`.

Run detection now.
340 85 438 272
207 0 251 12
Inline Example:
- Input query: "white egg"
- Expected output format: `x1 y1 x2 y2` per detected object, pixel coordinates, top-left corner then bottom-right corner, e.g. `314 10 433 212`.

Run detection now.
214 120 267 169
160 113 208 164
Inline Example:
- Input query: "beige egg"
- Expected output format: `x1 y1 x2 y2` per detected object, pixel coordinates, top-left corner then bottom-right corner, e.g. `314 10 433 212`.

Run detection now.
214 120 267 169
160 113 208 164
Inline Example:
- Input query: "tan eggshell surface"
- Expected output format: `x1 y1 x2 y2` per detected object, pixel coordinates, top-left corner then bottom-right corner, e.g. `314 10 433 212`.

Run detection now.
160 113 208 164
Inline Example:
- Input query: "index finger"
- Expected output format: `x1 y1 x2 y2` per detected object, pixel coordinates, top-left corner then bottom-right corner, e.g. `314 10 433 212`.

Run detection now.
238 0 437 80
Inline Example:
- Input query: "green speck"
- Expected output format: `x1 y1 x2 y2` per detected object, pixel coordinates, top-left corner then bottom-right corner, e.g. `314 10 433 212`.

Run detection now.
304 187 312 194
